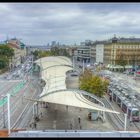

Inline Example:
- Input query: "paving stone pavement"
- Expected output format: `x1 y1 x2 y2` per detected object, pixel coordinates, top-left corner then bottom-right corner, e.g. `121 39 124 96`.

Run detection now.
27 103 115 131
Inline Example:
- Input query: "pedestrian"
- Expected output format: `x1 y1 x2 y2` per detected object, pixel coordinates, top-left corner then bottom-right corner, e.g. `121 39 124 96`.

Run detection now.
40 112 43 117
29 123 32 128
109 96 112 102
70 123 72 129
78 116 81 124
66 105 68 111
46 104 48 108
34 123 37 129
80 125 82 130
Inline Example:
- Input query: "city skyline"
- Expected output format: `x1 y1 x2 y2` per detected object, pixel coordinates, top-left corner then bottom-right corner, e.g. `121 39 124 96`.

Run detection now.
0 3 140 45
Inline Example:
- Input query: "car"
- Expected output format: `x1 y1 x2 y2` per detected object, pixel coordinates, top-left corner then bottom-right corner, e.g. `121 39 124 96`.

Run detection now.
129 71 134 75
6 75 12 80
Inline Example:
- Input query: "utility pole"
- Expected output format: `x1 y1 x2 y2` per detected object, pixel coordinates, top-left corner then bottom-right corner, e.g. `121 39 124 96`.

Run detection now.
33 103 35 122
73 55 75 70
7 93 11 135
124 113 127 131
82 59 85 73
2 97 6 128
55 67 56 90
40 57 42 78
31 55 33 78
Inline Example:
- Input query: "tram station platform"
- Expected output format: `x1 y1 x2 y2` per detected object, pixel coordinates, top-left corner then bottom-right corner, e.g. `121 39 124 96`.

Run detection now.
25 103 114 131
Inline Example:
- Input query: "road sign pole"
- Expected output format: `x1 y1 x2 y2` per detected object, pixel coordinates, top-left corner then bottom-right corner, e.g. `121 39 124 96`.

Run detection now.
124 113 127 131
7 94 11 135
3 97 6 128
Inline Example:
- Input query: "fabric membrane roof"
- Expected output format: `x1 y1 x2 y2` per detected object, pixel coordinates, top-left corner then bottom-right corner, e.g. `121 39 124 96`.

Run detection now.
35 56 120 114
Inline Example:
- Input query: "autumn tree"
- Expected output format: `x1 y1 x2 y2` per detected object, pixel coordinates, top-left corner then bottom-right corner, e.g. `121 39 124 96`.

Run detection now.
79 69 109 97
116 53 127 71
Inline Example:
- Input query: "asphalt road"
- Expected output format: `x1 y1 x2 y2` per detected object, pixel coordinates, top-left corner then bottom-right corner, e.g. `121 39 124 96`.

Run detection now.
113 72 140 93
0 71 41 130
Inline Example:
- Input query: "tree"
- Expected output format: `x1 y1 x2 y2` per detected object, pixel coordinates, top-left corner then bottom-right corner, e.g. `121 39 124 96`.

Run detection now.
0 56 9 69
32 50 39 60
79 69 108 97
0 44 14 70
116 53 127 71
0 44 14 58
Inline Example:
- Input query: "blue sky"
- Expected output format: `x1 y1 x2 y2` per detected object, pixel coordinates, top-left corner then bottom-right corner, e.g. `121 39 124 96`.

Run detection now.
0 3 140 45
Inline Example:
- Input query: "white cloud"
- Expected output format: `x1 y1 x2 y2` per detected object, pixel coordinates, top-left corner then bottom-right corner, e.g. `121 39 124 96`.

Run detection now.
0 3 140 45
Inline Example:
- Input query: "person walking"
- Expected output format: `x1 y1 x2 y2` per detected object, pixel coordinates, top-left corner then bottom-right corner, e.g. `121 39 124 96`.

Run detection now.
34 123 37 129
78 116 81 124
80 125 82 130
40 112 43 118
109 96 112 102
70 123 73 129
66 105 68 111
29 123 32 128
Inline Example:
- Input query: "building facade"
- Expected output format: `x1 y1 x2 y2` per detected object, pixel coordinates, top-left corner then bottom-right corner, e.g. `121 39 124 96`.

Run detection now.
90 41 105 64
6 38 26 68
90 36 140 66
75 40 94 63
76 46 90 63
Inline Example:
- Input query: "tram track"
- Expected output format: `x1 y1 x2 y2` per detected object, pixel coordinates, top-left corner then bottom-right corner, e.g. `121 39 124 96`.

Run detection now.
12 76 42 129
102 96 140 132
102 97 125 130
133 122 140 132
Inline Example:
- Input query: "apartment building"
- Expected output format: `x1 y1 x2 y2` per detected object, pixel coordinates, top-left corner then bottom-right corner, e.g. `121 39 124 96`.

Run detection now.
6 38 26 68
90 36 140 66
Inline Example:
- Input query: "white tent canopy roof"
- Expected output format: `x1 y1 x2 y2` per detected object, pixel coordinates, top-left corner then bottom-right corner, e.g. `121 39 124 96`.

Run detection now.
39 91 120 114
35 56 120 114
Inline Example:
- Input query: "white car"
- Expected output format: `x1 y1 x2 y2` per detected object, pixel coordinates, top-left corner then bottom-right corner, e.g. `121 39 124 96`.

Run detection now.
6 75 12 80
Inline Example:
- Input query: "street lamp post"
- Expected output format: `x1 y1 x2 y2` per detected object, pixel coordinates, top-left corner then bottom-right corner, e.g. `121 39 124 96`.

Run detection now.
7 93 11 135
31 55 33 78
2 97 6 128
82 59 85 73
72 55 75 70
124 113 127 131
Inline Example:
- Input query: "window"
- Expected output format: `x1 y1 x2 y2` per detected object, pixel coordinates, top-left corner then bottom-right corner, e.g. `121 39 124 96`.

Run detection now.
132 110 139 116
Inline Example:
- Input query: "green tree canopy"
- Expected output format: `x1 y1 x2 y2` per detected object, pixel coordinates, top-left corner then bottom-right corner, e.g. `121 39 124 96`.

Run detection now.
0 44 14 58
0 44 14 69
0 56 9 69
32 47 70 60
